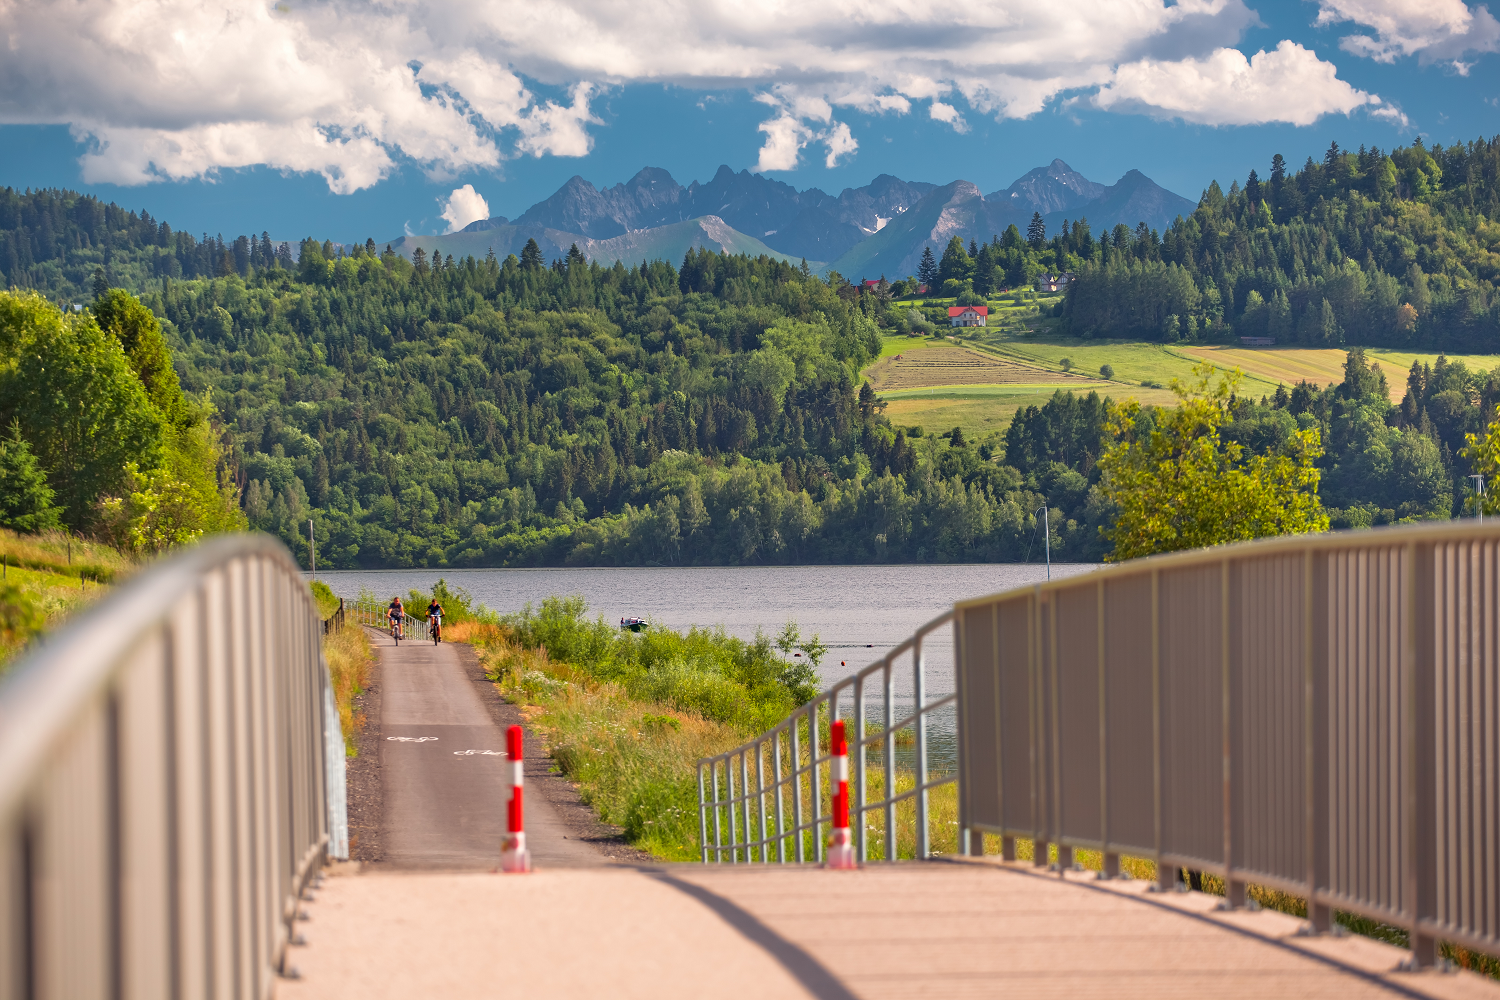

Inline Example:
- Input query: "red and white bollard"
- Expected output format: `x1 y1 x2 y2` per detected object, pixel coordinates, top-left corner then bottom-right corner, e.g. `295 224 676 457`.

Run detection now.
826 719 856 869
500 725 532 873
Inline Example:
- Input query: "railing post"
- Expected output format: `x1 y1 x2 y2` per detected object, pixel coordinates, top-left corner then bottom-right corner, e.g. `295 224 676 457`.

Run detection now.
773 729 786 863
809 709 823 864
914 633 930 860
711 759 725 863
727 754 740 864
698 762 709 864
791 720 805 863
740 749 753 862
854 674 867 862
883 659 896 862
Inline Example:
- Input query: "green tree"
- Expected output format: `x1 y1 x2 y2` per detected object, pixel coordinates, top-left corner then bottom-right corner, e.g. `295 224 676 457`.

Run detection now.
1099 363 1328 561
0 292 167 529
1027 212 1046 248
0 420 61 533
520 238 545 270
937 236 972 287
917 246 938 286
1461 407 1500 516
93 288 189 426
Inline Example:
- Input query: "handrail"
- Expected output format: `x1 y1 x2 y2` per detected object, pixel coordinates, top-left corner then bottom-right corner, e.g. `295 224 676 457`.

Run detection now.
0 534 344 999
698 610 956 865
952 520 1500 969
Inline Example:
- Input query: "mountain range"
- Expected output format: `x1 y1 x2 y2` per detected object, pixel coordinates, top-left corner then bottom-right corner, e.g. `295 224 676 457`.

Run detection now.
385 160 1195 281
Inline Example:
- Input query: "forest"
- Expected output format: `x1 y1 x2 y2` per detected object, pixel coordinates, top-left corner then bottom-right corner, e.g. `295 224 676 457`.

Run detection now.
1057 139 1500 348
4 135 1500 567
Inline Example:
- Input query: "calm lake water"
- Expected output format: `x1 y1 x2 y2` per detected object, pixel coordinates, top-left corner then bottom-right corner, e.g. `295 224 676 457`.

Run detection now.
315 563 1098 767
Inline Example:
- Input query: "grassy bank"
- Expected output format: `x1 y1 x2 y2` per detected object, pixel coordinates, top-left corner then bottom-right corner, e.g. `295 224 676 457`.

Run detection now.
0 529 135 672
449 594 822 860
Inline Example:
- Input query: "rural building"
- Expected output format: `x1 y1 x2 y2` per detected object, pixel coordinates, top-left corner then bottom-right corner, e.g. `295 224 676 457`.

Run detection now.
1040 273 1075 292
1239 336 1276 346
948 306 988 327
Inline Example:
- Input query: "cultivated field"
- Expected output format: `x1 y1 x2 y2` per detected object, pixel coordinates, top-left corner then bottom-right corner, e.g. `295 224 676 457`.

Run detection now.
865 343 1100 392
1177 346 1407 401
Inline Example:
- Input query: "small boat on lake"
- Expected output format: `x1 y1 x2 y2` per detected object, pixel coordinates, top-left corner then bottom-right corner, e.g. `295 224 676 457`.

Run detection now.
619 617 648 633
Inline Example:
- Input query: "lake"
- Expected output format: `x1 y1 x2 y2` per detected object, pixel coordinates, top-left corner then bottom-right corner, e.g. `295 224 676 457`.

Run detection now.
314 563 1098 767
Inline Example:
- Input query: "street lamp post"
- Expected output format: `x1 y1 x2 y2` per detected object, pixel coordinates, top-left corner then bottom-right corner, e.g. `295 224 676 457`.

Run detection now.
1471 475 1486 525
1033 503 1050 581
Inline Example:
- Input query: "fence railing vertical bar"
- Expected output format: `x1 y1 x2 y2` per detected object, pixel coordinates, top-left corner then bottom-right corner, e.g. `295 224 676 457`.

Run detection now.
698 612 957 868
0 536 339 1000
854 673 867 862
914 633 930 860
943 522 1500 969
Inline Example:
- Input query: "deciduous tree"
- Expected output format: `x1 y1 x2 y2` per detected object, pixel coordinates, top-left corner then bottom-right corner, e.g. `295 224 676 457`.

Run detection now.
1099 363 1328 560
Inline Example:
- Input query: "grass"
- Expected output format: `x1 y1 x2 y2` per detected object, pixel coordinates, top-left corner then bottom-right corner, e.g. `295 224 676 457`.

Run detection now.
0 529 132 673
468 621 747 859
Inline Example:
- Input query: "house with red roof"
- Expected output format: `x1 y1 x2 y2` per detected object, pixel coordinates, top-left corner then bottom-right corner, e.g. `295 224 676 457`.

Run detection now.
947 305 988 328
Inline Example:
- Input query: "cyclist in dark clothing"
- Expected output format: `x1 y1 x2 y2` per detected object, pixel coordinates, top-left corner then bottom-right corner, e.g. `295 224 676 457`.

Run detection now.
387 596 405 642
427 598 444 644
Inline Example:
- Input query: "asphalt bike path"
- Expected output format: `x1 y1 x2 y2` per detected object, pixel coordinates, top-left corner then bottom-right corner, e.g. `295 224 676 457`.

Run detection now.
372 627 603 869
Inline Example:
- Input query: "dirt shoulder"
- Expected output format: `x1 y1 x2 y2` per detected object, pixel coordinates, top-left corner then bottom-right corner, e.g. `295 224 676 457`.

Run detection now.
346 626 385 863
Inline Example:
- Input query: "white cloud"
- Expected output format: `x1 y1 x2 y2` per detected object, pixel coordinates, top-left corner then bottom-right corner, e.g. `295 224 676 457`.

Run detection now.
1094 41 1379 126
822 122 859 167
439 184 491 233
0 0 1387 188
928 102 970 133
1314 0 1500 68
755 115 815 172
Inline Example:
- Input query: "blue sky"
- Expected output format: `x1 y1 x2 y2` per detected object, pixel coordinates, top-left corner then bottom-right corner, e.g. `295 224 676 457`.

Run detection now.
2 0 1497 244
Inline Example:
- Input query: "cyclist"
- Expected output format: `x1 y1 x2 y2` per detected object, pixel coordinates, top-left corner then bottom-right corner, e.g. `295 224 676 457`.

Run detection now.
387 596 405 642
427 596 444 644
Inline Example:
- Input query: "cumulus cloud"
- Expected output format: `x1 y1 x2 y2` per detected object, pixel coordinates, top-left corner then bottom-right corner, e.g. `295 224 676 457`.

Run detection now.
0 0 1388 188
928 102 970 133
439 184 491 233
753 91 857 171
1314 0 1500 68
1094 41 1380 125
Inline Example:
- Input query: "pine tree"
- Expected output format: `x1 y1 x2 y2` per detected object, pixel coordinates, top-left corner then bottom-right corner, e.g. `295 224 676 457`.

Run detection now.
917 246 938 286
1026 212 1046 249
520 238 544 270
92 267 108 300
0 419 61 533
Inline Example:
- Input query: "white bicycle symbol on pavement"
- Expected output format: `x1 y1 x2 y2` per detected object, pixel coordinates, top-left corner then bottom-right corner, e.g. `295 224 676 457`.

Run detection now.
386 736 439 742
452 749 506 756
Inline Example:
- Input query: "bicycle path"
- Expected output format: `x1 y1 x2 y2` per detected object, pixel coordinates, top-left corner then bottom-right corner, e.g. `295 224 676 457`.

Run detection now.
370 627 603 869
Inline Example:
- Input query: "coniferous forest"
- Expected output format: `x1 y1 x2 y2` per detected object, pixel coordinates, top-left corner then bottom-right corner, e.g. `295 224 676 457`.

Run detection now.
4 135 1500 567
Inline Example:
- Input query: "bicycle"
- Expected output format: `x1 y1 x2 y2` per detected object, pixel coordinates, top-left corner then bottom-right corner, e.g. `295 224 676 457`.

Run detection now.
430 614 442 645
389 613 404 645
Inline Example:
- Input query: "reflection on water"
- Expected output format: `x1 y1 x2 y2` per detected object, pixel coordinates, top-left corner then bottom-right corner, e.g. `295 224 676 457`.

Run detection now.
314 563 1098 770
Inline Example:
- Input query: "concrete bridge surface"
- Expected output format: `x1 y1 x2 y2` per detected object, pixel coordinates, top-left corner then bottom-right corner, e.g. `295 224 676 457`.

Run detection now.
277 631 1499 1000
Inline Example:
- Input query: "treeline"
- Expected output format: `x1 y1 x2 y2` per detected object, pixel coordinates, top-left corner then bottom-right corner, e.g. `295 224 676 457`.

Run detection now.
0 187 296 300
1061 136 1500 349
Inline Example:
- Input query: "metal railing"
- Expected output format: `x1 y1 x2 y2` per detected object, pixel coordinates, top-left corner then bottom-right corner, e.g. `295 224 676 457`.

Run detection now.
0 535 346 1000
954 522 1500 967
348 600 430 642
698 612 956 864
322 597 345 636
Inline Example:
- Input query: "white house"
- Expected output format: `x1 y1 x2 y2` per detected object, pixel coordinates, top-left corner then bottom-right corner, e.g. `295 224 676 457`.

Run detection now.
948 306 988 327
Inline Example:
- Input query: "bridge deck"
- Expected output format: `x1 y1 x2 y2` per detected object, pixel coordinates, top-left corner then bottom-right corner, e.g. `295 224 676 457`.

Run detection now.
277 860 1498 999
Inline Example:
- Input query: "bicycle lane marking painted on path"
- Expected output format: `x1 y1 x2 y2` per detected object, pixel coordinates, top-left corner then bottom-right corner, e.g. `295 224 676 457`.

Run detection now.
372 630 605 870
